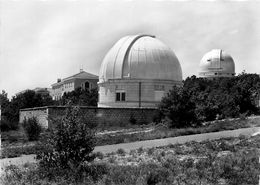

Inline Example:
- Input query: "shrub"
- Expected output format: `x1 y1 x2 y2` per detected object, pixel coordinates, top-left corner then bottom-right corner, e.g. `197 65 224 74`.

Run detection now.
159 86 198 128
22 117 42 141
137 147 144 154
147 147 155 155
95 152 104 160
129 114 137 125
0 119 18 132
37 106 96 179
117 148 126 155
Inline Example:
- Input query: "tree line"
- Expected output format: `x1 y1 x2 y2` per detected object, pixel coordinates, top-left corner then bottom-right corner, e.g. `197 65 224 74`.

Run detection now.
0 87 98 131
1 73 260 131
159 73 260 128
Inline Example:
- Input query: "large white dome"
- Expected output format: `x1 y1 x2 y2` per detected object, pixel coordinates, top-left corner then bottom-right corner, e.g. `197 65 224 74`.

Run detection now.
99 34 182 83
199 49 235 78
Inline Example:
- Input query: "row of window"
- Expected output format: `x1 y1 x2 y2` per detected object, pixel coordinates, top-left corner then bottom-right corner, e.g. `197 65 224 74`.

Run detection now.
64 82 73 89
115 85 165 91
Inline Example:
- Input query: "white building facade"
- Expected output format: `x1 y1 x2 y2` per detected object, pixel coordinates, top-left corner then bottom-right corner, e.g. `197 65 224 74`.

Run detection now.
98 34 183 108
51 70 98 100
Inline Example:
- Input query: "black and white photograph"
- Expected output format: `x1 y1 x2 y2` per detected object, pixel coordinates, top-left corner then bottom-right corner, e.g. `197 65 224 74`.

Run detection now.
0 0 260 184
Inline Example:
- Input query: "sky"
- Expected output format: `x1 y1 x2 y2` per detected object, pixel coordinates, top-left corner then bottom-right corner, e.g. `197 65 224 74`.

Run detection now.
1 0 260 98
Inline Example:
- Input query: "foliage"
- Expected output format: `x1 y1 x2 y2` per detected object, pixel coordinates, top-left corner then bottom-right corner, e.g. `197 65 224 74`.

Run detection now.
129 114 137 125
58 87 98 106
2 115 260 159
0 90 9 113
159 74 260 127
2 135 260 184
37 106 96 176
117 148 126 155
0 119 19 132
22 117 42 141
0 90 54 131
159 86 198 128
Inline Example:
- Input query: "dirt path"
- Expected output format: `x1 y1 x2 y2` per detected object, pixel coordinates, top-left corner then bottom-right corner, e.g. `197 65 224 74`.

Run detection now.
1 126 260 170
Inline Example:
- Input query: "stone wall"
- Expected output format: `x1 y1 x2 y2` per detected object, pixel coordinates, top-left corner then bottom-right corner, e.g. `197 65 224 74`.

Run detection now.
19 106 158 129
19 107 49 128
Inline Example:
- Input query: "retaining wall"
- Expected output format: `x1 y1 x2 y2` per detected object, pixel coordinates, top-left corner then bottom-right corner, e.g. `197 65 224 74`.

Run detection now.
19 106 158 128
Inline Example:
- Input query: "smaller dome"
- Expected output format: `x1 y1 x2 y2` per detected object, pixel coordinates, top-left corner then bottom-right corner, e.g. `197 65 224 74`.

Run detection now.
199 49 235 78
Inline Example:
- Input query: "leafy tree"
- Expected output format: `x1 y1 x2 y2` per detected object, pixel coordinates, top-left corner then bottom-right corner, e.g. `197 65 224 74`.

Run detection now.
58 87 98 106
0 90 10 120
37 106 96 172
159 73 260 127
5 90 54 123
159 86 198 128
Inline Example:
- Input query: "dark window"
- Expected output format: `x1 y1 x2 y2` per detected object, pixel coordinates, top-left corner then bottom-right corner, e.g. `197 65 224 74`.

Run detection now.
116 92 126 101
116 93 121 101
121 92 126 101
85 82 90 89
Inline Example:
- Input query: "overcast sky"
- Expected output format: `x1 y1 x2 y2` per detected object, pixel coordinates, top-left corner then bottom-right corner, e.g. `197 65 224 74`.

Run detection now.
1 0 260 98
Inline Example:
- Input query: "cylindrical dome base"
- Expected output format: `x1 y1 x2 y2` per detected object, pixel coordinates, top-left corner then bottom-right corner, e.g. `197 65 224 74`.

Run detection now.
98 79 182 108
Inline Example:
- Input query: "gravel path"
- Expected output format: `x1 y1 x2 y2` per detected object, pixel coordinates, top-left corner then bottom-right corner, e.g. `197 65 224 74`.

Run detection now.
1 126 260 171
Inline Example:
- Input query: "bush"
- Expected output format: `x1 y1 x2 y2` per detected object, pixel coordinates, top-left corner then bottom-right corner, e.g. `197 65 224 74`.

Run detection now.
129 114 137 125
117 148 126 155
37 106 96 179
22 117 42 141
159 86 198 128
0 119 18 132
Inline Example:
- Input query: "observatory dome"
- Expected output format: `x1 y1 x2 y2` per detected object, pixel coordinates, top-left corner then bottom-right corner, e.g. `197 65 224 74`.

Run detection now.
199 49 235 78
98 34 183 108
99 35 182 82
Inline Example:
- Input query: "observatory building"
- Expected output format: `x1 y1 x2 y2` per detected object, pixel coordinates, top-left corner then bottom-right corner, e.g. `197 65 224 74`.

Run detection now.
98 34 183 108
199 49 235 78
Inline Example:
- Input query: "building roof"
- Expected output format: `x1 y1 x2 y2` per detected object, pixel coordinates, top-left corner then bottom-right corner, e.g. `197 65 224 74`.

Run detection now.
99 34 182 83
199 49 235 75
52 71 98 87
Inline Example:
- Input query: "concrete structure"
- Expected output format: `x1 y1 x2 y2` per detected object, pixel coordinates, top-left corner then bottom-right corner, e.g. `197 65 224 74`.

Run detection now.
19 106 158 128
98 34 183 108
51 70 98 100
199 49 235 78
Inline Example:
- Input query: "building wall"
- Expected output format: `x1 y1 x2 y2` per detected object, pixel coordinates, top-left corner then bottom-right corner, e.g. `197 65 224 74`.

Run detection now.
74 79 98 90
98 79 181 108
19 106 158 129
52 78 99 100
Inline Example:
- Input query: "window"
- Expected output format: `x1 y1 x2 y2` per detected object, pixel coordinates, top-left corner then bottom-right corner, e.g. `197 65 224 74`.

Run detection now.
154 85 164 91
85 81 90 89
116 93 121 101
121 92 126 101
116 92 126 101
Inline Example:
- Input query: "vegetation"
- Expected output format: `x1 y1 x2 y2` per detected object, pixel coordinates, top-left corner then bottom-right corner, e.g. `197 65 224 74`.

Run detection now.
36 106 96 176
0 90 53 132
57 87 98 106
22 117 42 141
2 116 260 159
0 87 98 132
1 134 260 185
159 74 260 127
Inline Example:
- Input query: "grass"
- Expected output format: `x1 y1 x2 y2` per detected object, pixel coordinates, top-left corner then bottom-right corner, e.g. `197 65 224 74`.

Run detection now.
1 116 260 159
1 134 260 185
